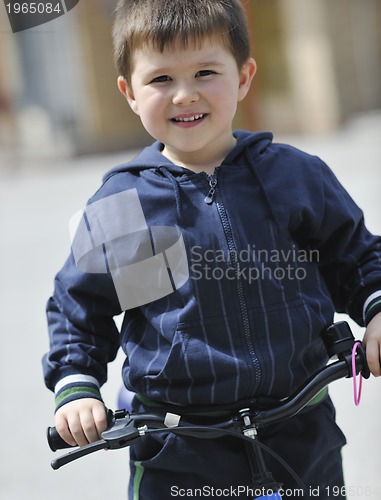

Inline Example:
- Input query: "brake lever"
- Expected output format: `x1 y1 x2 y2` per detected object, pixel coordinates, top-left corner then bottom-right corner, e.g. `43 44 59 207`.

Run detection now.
51 439 109 470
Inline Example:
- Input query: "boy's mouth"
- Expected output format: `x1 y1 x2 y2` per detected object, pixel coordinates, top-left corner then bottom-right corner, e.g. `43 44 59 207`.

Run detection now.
171 113 207 124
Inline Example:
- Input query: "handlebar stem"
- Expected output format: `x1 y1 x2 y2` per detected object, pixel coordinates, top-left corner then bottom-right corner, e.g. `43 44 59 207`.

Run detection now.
239 408 258 440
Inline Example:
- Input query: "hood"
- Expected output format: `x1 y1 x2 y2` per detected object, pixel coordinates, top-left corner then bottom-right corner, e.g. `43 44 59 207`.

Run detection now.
103 130 273 182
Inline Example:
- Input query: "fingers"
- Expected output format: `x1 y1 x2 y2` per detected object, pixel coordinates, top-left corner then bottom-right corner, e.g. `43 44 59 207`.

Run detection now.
68 407 101 447
55 412 78 447
365 338 381 377
362 313 381 377
55 399 108 447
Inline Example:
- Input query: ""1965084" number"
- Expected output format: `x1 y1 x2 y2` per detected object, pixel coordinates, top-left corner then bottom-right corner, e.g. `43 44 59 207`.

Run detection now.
6 3 62 15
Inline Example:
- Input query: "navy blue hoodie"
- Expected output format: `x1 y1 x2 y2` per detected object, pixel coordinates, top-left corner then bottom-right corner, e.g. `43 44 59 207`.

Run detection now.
43 131 381 410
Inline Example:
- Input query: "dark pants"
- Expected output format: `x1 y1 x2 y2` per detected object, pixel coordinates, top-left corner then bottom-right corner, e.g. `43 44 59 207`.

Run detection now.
128 396 346 499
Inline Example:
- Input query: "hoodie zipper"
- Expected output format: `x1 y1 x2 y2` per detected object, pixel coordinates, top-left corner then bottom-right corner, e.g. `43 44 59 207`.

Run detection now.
204 171 261 390
204 174 218 205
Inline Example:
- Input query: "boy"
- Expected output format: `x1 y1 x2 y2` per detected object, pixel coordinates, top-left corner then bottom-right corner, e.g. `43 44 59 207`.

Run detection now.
43 1 381 498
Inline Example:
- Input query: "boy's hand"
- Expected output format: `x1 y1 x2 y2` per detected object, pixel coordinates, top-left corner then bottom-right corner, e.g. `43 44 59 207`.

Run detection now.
363 312 381 377
55 398 108 447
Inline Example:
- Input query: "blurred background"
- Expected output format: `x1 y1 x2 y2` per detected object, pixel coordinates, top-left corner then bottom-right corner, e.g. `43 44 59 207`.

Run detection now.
0 0 380 499
1 0 381 164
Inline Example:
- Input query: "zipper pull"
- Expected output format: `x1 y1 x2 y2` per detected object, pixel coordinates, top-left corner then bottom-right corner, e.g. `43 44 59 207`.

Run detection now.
204 176 217 205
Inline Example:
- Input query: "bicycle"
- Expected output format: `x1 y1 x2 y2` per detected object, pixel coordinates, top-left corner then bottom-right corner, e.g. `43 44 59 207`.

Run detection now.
47 321 370 499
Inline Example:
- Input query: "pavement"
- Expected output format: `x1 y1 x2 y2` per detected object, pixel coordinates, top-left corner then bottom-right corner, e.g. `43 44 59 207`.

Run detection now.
0 111 380 499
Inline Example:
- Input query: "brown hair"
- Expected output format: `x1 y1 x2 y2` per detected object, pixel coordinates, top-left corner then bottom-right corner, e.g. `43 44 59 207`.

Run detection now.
113 0 251 82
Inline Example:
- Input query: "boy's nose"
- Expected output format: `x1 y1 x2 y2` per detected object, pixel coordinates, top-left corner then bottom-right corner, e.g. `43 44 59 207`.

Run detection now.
172 83 200 106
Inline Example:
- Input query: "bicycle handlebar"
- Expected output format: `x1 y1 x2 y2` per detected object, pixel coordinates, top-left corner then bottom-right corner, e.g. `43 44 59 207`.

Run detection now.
47 321 370 470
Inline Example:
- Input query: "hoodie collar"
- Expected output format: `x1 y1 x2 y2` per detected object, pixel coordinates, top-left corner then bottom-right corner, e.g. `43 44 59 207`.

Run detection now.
103 131 273 182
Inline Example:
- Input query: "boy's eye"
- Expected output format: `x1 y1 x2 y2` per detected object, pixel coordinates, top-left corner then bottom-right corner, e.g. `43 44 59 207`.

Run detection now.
150 75 171 84
196 70 216 77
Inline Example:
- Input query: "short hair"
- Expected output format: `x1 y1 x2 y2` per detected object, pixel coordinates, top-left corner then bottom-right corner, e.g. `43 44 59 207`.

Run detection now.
113 0 251 82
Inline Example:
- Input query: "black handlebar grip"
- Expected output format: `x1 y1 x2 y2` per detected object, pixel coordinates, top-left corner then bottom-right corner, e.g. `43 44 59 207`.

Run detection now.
47 426 76 452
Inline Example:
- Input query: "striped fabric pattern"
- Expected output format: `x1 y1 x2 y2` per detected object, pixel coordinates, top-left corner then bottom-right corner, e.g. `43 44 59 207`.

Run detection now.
54 375 103 411
43 131 381 412
363 291 381 326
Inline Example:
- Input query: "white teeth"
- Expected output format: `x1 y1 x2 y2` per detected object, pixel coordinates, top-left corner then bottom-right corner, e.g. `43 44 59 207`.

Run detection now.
174 114 205 122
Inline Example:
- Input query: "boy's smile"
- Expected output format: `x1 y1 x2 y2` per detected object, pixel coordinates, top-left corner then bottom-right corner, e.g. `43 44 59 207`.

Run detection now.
118 39 256 173
170 113 208 128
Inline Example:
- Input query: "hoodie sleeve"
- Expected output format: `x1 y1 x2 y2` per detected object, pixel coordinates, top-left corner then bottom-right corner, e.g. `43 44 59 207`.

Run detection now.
42 253 122 411
289 157 381 325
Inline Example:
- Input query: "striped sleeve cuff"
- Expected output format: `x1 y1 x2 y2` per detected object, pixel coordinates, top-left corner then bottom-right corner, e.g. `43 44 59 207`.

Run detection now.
363 291 381 326
54 375 103 412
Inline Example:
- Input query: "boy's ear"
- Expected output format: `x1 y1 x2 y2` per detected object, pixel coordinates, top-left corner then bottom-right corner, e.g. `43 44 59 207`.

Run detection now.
237 57 257 102
117 76 140 115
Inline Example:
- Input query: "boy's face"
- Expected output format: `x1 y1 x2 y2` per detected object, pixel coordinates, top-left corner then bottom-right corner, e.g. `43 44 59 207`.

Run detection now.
118 38 256 171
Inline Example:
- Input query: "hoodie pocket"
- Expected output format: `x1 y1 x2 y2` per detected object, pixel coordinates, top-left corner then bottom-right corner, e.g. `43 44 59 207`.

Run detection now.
143 312 253 405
